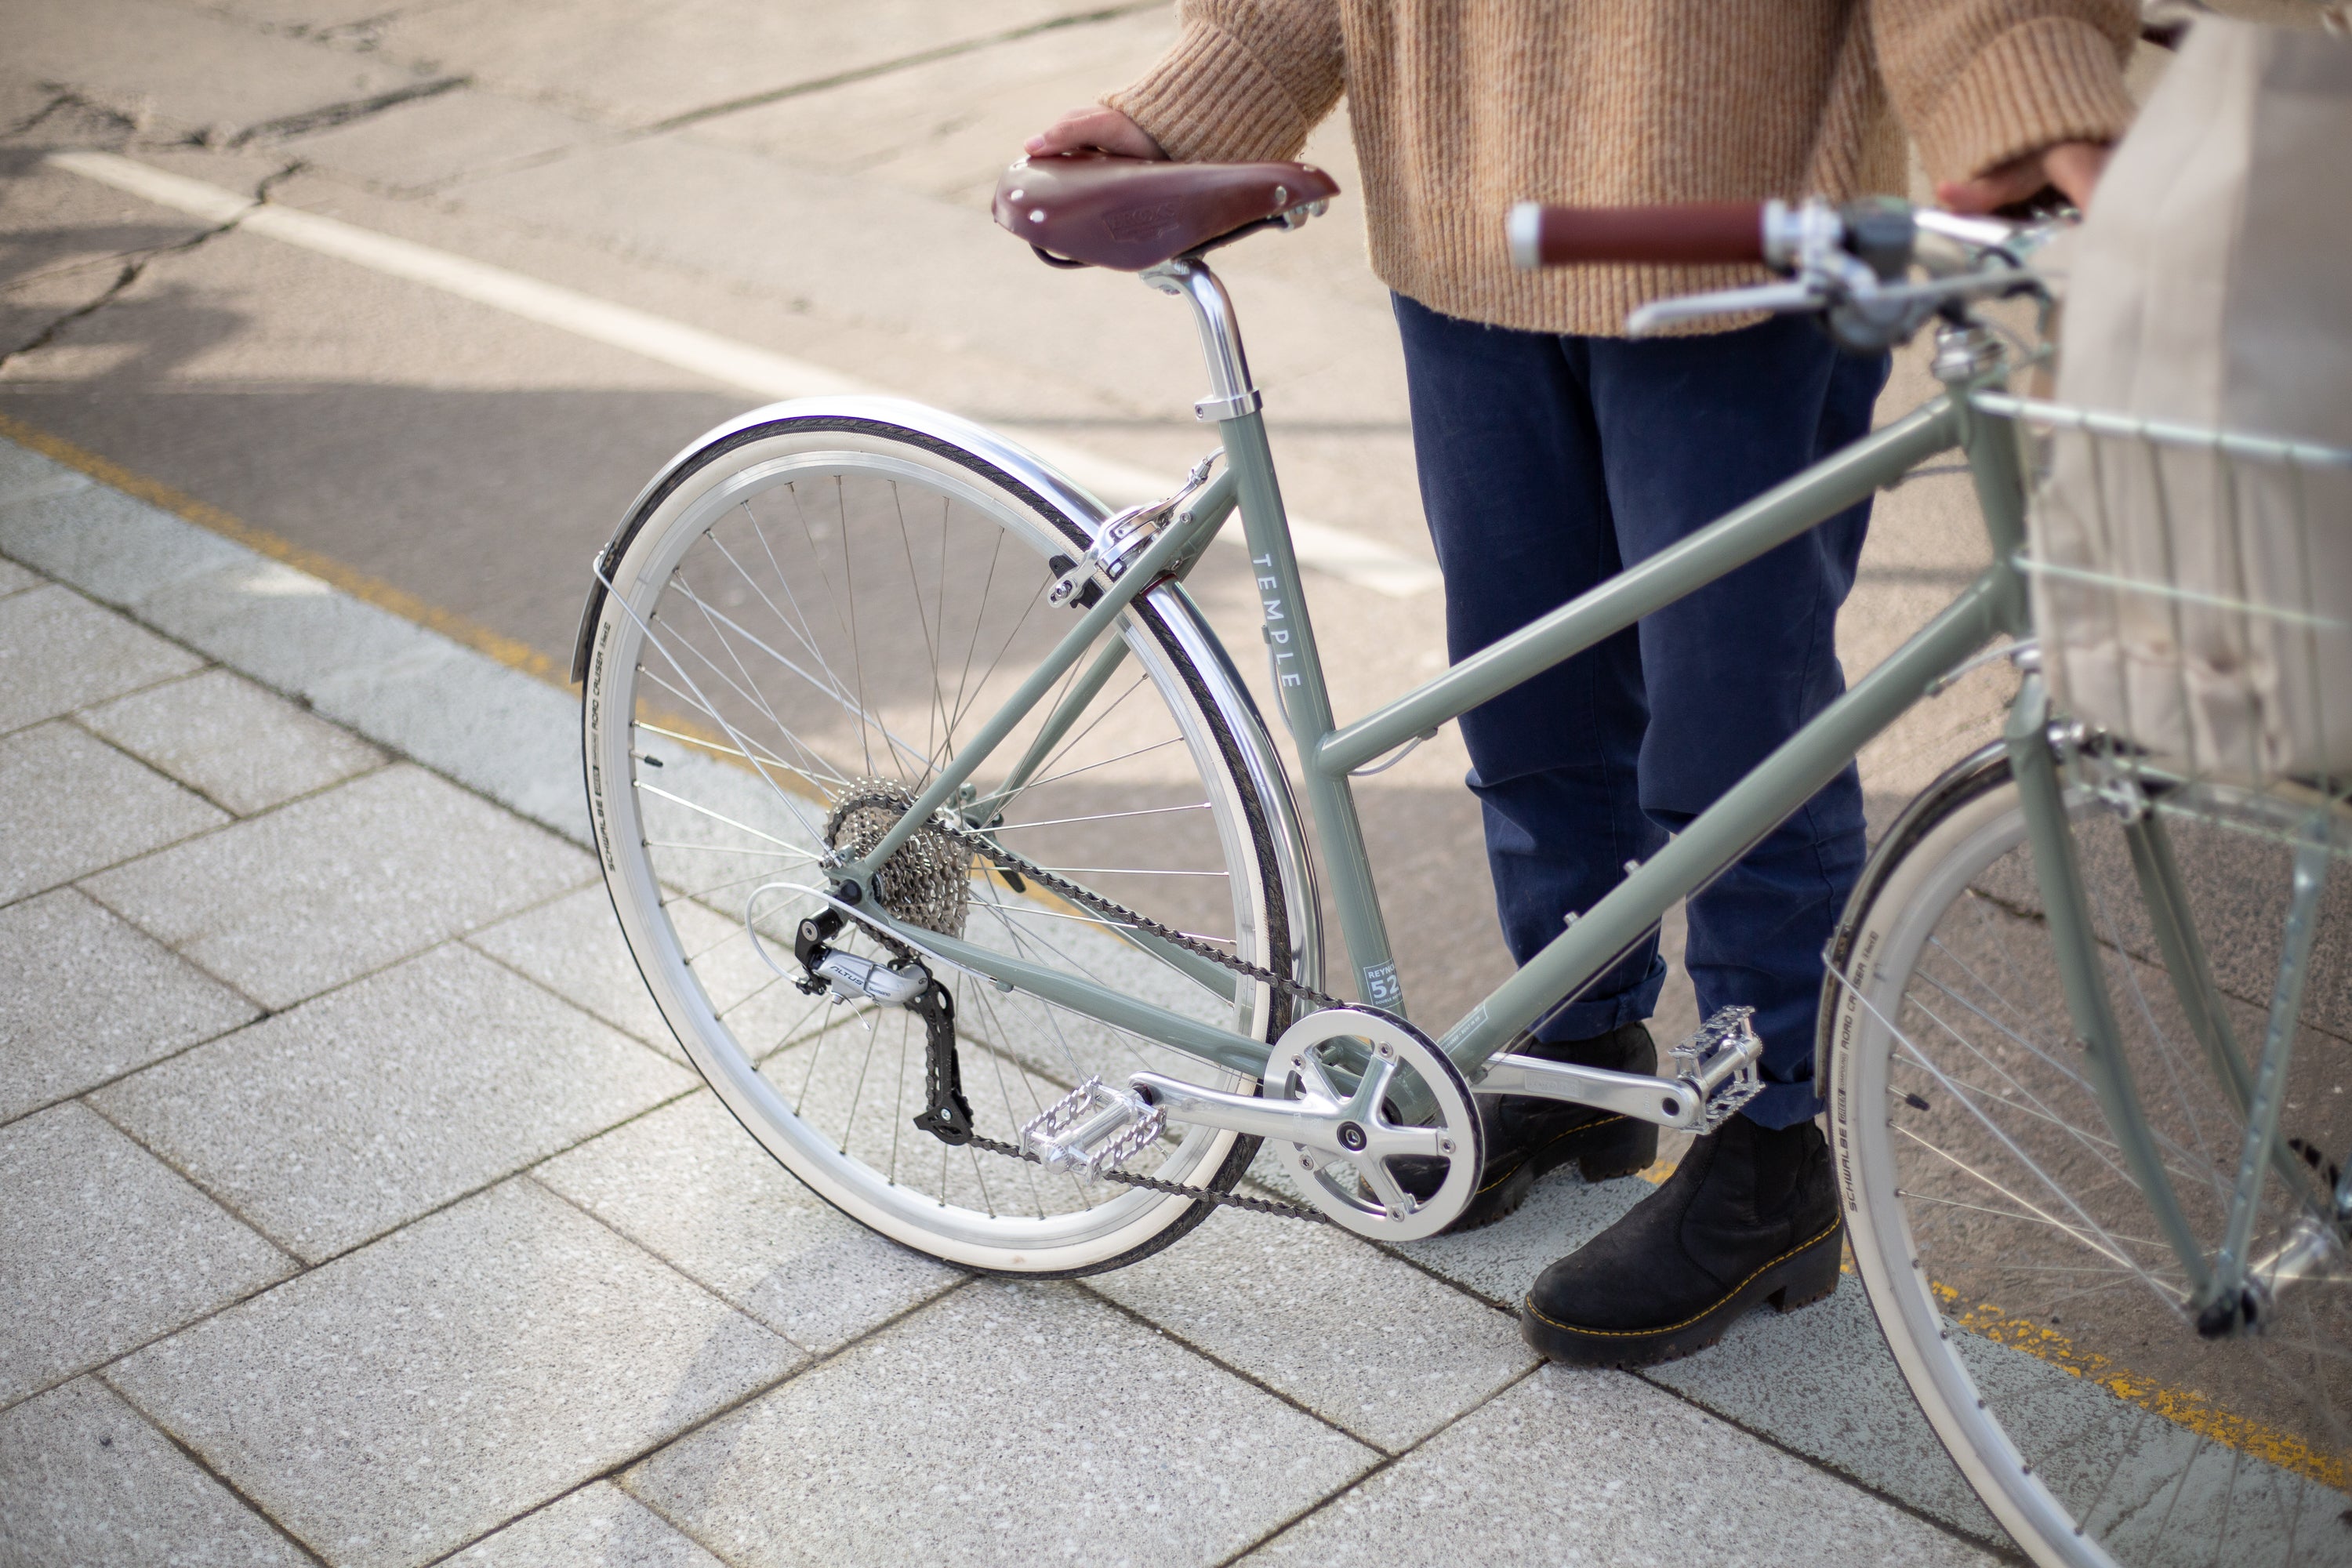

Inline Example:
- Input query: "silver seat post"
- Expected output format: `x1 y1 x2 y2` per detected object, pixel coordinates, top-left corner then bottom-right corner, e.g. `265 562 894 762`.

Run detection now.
1141 258 1262 424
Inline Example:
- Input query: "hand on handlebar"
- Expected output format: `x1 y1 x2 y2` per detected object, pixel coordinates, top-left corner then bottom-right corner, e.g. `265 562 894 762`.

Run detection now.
1025 107 1167 162
1937 140 2109 216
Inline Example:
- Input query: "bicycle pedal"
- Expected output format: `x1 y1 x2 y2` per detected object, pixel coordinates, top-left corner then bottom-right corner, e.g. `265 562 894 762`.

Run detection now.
1670 1007 1766 1133
1019 1076 1165 1179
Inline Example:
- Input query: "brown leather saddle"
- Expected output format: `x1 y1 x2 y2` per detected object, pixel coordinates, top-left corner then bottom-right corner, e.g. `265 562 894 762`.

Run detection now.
993 152 1341 271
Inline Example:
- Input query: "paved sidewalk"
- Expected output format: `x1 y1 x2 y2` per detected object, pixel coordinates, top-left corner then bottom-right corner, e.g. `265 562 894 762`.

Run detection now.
0 433 2001 1566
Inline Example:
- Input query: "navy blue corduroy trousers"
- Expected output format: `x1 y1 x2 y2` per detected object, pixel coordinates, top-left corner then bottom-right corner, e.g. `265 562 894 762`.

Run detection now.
1393 294 1890 1127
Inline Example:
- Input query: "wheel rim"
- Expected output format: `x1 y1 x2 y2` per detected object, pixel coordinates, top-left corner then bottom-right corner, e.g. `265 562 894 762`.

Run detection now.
586 429 1287 1267
1841 773 2352 1565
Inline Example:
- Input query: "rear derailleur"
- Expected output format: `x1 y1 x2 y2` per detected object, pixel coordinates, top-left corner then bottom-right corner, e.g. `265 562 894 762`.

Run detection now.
791 909 972 1144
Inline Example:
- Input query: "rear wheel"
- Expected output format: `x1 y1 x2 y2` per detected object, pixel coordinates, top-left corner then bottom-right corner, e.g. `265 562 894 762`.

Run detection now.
1828 744 2352 1565
581 407 1311 1275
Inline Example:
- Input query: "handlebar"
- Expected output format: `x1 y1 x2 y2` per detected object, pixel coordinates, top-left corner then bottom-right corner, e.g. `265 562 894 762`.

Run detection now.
1504 202 1765 269
1503 195 2050 350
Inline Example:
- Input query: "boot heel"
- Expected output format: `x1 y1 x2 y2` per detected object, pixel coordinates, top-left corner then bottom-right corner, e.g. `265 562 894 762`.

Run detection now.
1767 1223 1845 1312
1570 1115 1659 1183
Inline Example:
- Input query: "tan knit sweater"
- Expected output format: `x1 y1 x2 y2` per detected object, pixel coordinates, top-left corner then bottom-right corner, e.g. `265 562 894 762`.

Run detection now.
1107 0 2139 334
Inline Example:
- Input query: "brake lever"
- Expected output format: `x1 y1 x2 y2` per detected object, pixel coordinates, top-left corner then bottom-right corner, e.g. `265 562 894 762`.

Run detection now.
1625 278 1829 337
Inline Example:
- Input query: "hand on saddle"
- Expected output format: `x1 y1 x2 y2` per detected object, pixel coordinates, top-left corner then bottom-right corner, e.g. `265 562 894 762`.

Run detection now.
1025 106 1166 162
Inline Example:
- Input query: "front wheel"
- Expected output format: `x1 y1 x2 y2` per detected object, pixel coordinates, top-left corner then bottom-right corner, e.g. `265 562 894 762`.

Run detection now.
1826 744 2352 1566
580 399 1315 1276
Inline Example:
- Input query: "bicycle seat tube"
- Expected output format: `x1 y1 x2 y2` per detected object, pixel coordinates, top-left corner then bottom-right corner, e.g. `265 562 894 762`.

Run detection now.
1145 256 1406 1015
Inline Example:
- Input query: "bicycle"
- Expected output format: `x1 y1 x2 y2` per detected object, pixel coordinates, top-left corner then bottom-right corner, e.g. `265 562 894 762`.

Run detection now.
575 152 2352 1566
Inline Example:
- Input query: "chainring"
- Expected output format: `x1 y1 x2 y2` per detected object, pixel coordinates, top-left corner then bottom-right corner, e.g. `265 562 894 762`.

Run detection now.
818 786 1475 1225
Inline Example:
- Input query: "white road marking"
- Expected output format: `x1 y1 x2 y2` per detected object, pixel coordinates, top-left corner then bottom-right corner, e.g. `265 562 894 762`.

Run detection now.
49 149 1443 597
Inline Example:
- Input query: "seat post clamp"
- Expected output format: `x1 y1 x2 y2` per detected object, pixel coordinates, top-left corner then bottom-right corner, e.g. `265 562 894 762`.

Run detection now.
1194 389 1263 423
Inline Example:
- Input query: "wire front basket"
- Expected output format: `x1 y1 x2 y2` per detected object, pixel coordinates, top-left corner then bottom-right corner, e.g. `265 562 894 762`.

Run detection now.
1986 391 2352 829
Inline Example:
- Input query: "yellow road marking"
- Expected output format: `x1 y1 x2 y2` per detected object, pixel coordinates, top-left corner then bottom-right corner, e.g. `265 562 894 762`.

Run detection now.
1932 1279 2347 1492
0 409 569 687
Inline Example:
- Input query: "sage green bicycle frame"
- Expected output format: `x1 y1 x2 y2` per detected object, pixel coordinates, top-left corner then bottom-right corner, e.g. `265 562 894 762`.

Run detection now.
843 368 2031 1093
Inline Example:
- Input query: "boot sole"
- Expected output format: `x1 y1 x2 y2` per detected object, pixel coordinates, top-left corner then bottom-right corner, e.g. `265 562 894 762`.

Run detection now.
1443 1113 1659 1234
1519 1219 1844 1368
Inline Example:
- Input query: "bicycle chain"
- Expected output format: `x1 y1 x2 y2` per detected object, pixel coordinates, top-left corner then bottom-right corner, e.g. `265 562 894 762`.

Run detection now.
822 813 1348 1222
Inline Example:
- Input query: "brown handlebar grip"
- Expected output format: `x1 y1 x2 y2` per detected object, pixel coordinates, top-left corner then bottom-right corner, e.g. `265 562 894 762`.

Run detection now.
1507 202 1766 269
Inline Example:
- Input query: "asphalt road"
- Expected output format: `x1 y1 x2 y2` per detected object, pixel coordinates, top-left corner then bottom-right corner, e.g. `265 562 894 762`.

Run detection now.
0 0 2067 1055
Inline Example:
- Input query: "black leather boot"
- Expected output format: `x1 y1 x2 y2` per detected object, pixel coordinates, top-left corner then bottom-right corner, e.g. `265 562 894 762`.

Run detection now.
1520 1113 1842 1367
1392 1022 1660 1234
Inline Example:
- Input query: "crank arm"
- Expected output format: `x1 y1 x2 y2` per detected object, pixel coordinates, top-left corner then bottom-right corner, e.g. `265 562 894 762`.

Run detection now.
1478 1005 1766 1134
1475 1056 1705 1130
1128 1071 1443 1161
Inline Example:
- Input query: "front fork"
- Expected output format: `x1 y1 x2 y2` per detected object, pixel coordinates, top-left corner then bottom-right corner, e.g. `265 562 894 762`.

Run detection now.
2006 680 2344 1333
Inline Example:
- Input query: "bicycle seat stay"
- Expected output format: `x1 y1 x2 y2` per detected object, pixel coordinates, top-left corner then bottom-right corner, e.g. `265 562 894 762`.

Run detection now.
993 151 1338 270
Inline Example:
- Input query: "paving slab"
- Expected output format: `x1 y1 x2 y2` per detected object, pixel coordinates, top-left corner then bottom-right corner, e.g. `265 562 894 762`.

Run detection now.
445 1480 726 1567
1385 1167 2005 1542
0 1376 306 1567
93 942 695 1261
0 459 96 524
82 513 590 839
81 665 387 815
1386 1165 1655 1309
469 881 806 1064
536 1091 960 1356
82 761 592 1010
0 720 227 905
624 1278 1374 1568
303 626 589 844
1646 1278 2002 1541
0 886 258 1123
0 480 251 611
1088 1206 1536 1453
110 1178 804 1568
0 555 35 596
137 555 469 706
0 583 201 734
1241 1363 1992 1566
0 1102 291 1409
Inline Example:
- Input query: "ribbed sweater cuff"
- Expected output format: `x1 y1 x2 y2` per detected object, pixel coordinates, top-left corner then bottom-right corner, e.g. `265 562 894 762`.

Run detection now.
1105 20 1311 164
1917 17 2138 182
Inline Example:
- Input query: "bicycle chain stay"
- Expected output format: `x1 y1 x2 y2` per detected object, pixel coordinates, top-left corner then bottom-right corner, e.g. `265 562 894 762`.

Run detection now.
804 815 1351 1222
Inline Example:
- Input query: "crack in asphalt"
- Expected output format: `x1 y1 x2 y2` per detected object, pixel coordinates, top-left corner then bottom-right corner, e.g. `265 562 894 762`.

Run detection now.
6 70 466 158
0 162 302 372
3 87 144 141
199 4 408 54
222 74 469 148
638 1 1168 136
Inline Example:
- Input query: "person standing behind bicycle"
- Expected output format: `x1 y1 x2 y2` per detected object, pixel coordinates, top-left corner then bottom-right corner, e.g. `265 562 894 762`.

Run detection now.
1028 1 2138 1365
